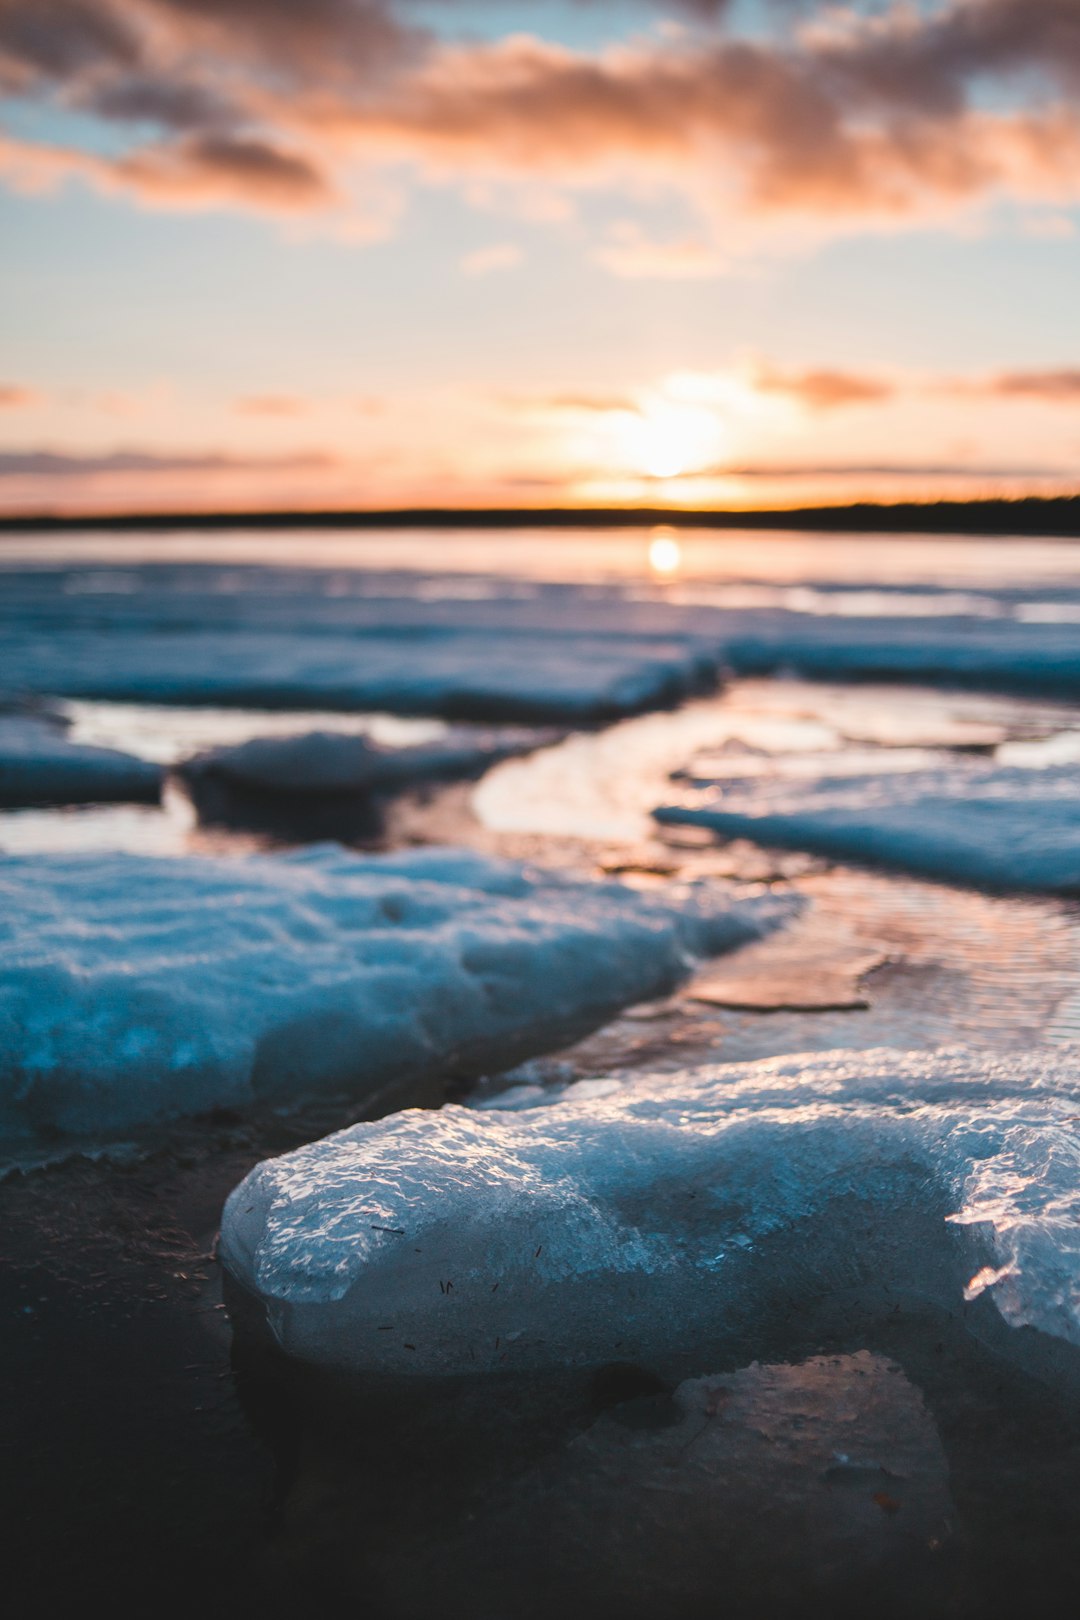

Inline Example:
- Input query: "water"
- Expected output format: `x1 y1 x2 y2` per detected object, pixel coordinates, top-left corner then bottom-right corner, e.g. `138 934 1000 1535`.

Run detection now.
3 525 1079 597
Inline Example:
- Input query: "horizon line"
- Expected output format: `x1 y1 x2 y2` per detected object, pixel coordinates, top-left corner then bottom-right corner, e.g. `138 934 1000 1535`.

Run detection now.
1 494 1080 539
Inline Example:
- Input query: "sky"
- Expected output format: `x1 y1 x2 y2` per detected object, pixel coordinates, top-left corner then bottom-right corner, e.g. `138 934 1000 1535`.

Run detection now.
1 0 1080 514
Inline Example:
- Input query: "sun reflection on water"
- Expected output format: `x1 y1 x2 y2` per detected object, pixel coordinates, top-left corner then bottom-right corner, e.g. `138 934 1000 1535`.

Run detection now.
648 531 682 577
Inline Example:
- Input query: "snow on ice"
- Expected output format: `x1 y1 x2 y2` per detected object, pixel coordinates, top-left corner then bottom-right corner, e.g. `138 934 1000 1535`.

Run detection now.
0 846 790 1140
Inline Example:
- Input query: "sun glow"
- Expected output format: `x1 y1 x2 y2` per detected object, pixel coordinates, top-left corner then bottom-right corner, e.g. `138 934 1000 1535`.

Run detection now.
616 399 728 480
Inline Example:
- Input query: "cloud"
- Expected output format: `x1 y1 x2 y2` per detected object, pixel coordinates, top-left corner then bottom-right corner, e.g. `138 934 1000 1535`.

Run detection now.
929 367 1080 403
0 383 40 408
524 358 1080 427
976 369 1080 402
750 363 896 409
459 241 522 275
4 1 1080 244
0 129 334 213
0 0 420 90
519 391 640 414
0 447 335 477
84 73 241 133
514 363 898 419
714 459 1063 480
0 0 140 84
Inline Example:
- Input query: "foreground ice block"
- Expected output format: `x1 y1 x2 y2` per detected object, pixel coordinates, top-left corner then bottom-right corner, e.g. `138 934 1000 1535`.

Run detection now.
656 759 1080 893
222 1047 1080 1377
0 846 788 1140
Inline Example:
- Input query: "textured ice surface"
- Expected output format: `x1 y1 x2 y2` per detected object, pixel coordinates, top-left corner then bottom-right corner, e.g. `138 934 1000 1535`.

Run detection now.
180 726 552 794
222 1048 1080 1375
0 709 161 807
656 760 1080 893
0 846 787 1140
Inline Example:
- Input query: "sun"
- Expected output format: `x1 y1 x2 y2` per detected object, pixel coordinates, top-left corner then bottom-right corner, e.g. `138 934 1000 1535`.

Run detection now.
615 398 727 480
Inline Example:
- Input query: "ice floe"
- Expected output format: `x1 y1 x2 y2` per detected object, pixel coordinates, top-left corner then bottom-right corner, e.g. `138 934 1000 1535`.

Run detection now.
221 1047 1080 1377
0 846 788 1141
0 703 162 807
655 759 1080 893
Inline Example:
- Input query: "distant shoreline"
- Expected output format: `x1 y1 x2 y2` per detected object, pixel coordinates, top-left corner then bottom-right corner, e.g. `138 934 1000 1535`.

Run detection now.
1 495 1079 538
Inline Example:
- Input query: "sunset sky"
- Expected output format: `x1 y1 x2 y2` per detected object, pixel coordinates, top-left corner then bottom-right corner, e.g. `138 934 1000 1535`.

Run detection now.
2 0 1080 513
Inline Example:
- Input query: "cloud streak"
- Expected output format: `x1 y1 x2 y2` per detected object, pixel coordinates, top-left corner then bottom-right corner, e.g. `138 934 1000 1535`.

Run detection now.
0 447 334 477
0 127 335 213
969 369 1080 402
749 364 896 410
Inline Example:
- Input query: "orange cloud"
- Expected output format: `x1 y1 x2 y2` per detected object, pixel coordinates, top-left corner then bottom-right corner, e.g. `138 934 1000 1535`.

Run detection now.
981 369 1080 402
0 383 40 408
751 363 896 410
932 368 1080 403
